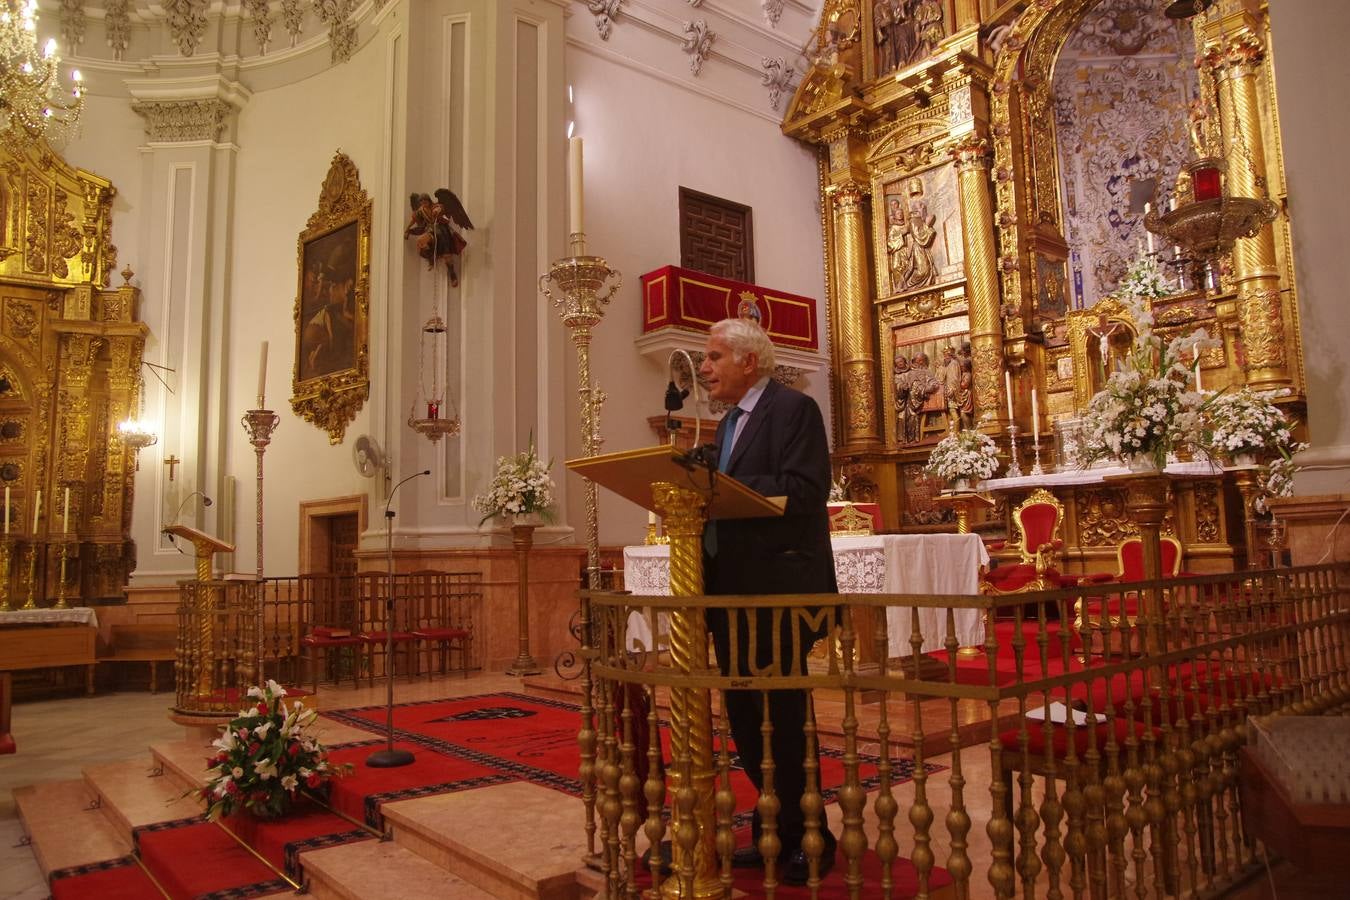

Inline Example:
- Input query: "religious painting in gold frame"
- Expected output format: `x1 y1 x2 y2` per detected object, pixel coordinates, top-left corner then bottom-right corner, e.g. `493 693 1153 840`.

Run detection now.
883 313 970 449
291 152 371 445
872 161 963 301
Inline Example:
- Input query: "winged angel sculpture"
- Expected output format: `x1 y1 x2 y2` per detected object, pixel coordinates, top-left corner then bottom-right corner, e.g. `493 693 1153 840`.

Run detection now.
404 189 474 286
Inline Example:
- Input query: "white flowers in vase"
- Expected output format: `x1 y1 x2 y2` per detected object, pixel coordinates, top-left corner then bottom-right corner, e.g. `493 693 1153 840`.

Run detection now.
1117 252 1171 301
1202 387 1300 462
925 429 1000 488
1079 296 1217 470
473 442 556 525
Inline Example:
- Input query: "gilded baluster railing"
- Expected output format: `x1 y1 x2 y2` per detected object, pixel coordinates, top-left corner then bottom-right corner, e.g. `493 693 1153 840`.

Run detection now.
644 682 668 897
909 610 935 899
838 608 868 895
578 589 598 858
874 612 899 897
757 691 781 896
942 608 972 899
714 704 735 896
801 701 828 894
1033 606 1064 900
985 604 1015 900
619 688 640 897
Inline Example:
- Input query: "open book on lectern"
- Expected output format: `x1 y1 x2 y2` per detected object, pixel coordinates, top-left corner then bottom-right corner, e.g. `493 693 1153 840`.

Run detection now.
565 445 786 520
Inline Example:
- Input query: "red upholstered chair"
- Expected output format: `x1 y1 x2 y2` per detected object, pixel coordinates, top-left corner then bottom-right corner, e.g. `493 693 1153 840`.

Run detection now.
981 489 1077 594
1075 536 1184 633
299 574 363 694
358 572 419 686
408 570 475 679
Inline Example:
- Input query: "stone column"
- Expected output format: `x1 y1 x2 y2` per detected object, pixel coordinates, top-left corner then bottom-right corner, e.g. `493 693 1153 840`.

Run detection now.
1204 26 1290 391
951 136 1008 429
830 178 881 450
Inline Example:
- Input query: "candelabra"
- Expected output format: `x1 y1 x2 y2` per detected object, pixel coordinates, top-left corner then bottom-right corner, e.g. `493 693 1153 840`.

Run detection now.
53 537 70 610
241 409 280 581
0 538 11 612
1006 425 1024 478
1030 437 1045 476
538 233 622 589
22 539 37 610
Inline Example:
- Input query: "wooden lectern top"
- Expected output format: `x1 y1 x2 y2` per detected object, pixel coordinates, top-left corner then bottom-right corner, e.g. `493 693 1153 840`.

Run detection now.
566 445 786 520
163 524 235 554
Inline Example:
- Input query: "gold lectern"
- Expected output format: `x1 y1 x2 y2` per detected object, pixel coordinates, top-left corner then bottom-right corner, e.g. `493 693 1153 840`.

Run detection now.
164 525 235 697
567 445 784 898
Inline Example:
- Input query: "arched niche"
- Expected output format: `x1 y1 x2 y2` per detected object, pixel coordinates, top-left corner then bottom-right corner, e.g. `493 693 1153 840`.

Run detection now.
989 0 1205 329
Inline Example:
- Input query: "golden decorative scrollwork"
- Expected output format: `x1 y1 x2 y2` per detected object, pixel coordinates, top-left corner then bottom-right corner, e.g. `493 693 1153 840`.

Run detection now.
290 152 371 445
1076 488 1137 548
1194 481 1221 544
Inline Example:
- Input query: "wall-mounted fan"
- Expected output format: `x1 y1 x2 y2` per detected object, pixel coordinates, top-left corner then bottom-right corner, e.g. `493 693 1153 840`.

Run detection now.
353 434 389 479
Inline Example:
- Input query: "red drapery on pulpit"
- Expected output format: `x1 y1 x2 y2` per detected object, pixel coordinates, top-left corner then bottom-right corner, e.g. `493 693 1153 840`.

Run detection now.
640 265 819 350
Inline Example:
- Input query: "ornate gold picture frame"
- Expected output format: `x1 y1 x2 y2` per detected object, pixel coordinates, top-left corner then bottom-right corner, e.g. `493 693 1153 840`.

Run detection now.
291 152 371 444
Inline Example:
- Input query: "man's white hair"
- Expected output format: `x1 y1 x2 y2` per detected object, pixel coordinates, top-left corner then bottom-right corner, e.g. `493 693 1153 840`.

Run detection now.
710 317 776 377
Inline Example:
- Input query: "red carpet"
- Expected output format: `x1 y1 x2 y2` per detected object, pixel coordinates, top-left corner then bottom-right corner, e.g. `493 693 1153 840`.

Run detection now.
49 858 160 900
321 691 933 833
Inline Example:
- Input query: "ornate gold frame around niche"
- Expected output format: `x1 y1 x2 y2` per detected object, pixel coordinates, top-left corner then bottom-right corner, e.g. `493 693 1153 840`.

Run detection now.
291 152 371 445
1065 296 1139 410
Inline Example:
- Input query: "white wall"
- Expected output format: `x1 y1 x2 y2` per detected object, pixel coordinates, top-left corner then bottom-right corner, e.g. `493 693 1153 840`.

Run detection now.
1270 0 1350 495
564 37 829 547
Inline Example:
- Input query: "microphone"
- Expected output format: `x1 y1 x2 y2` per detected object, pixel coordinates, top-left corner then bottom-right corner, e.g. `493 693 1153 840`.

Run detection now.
168 490 213 526
664 380 688 412
666 349 703 445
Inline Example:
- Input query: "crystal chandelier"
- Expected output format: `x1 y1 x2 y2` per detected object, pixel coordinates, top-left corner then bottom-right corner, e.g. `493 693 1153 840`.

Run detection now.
119 363 164 468
408 270 461 443
0 0 84 152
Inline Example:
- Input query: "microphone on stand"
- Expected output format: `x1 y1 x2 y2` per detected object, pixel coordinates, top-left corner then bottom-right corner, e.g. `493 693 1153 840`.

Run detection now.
162 491 214 550
666 349 703 445
366 468 431 769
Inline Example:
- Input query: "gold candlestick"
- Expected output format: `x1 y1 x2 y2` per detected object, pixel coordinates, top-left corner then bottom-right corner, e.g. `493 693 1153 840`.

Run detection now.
0 539 11 612
241 409 280 583
53 538 70 610
22 540 38 610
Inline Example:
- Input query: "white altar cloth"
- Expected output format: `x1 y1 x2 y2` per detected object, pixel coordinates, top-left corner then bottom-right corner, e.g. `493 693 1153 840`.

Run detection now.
0 607 98 627
622 534 988 658
980 458 1221 491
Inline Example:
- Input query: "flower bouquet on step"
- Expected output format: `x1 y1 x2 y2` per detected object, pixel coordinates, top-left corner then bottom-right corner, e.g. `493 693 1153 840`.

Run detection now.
198 680 351 820
925 428 999 491
473 440 556 526
1079 296 1216 471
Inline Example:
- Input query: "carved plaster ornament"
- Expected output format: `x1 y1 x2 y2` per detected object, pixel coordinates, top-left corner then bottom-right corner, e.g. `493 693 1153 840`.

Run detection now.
131 99 233 143
762 0 784 28
164 0 209 57
59 0 85 52
282 0 305 46
242 0 274 53
761 57 794 111
682 19 715 76
587 0 621 40
314 0 358 63
104 0 130 60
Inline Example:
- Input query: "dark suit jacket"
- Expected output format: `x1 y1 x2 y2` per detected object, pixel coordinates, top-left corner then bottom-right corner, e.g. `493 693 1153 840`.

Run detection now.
704 378 838 664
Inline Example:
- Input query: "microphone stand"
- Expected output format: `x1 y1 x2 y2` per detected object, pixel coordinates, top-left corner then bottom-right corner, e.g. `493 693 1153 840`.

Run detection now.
366 468 431 769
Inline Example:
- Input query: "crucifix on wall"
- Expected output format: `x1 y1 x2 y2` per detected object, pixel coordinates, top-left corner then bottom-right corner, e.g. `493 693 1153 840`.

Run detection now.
164 454 180 482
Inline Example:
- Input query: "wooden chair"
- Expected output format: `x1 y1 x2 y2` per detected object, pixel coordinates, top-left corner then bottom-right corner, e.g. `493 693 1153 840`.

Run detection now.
357 572 419 686
409 570 476 679
981 489 1078 594
299 573 362 694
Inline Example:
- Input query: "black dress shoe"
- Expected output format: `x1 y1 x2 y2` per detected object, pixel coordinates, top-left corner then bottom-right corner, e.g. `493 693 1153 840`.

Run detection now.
731 845 764 868
643 841 673 876
782 847 836 887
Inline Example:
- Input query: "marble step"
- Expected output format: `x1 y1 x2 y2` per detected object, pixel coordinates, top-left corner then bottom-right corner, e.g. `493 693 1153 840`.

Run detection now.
149 738 213 794
12 779 130 878
302 839 497 900
382 781 588 900
83 758 204 843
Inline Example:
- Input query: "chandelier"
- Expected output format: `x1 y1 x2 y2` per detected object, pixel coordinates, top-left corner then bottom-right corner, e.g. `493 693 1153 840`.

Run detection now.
408 269 461 443
119 362 169 468
0 0 83 152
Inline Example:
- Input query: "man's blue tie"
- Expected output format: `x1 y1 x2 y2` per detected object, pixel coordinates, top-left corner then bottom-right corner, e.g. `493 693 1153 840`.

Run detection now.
705 406 743 558
717 406 743 472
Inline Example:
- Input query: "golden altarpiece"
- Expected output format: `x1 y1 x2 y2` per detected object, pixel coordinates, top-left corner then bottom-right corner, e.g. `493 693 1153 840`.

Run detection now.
783 0 1303 575
0 140 146 605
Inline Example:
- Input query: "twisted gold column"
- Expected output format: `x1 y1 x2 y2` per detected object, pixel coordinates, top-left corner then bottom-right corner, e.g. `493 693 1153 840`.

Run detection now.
830 180 881 450
952 136 1009 429
1205 27 1289 391
652 481 720 899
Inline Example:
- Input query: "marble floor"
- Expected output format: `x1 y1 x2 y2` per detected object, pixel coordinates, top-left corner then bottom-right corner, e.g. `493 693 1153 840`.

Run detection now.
1 676 1314 900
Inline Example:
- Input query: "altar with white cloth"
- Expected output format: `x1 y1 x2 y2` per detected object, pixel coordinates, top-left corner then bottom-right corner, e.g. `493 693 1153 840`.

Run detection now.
622 533 989 658
0 607 99 694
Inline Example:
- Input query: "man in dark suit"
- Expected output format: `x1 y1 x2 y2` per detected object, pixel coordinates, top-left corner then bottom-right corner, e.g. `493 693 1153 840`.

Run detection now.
698 317 839 886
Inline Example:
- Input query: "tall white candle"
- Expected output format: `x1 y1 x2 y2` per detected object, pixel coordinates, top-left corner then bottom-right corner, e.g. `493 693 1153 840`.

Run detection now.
32 488 41 533
1194 341 1203 392
648 510 656 526
62 487 69 533
4 486 9 534
1031 388 1040 443
1143 202 1155 254
257 340 269 408
568 136 584 239
1005 370 1015 422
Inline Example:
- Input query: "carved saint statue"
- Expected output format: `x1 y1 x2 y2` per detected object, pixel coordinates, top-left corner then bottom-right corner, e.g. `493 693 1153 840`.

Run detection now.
404 189 474 286
903 351 941 444
888 178 938 293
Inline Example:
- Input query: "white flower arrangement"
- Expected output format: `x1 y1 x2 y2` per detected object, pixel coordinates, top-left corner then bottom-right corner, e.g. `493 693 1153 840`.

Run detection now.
1117 252 1171 301
1201 387 1298 461
1256 453 1304 514
1079 323 1219 469
925 429 1000 486
473 442 556 525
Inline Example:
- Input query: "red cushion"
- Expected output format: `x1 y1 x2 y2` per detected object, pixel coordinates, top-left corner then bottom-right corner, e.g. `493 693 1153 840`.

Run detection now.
358 630 417 642
411 627 470 641
301 633 362 647
0 734 15 754
1019 503 1059 551
1000 716 1158 759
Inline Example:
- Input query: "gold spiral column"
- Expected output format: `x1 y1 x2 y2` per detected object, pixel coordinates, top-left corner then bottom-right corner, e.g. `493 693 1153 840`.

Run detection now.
652 481 720 899
829 178 881 450
952 135 1009 429
1204 23 1289 391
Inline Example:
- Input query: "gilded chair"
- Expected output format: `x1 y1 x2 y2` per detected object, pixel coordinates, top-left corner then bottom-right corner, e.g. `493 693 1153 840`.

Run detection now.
1075 535 1184 632
981 488 1076 594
